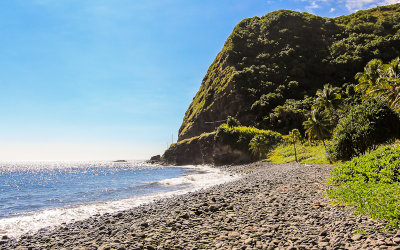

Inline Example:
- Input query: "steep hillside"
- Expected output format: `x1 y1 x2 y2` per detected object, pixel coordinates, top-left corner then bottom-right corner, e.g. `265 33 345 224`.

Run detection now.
178 4 400 141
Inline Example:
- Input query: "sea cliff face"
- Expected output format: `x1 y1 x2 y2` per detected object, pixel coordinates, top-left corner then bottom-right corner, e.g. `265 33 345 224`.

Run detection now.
178 4 400 141
162 132 253 166
163 125 283 166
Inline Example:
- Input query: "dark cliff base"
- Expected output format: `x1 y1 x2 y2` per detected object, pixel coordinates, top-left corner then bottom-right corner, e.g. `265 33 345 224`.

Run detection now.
162 132 253 166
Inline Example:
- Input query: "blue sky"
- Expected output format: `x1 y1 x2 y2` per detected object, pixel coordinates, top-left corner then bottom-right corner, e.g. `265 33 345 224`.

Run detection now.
0 0 398 160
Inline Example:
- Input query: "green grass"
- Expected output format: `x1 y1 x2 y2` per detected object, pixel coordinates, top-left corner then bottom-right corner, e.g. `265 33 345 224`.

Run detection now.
266 142 330 164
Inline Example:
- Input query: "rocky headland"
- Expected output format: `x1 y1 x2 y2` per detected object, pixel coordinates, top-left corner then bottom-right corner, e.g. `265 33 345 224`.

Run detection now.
3 162 400 249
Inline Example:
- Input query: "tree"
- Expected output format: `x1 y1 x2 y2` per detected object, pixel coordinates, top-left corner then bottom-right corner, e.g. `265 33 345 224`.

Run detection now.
355 57 400 111
329 98 400 161
249 135 269 159
288 129 301 162
313 84 343 120
355 58 384 93
376 57 400 110
303 109 331 151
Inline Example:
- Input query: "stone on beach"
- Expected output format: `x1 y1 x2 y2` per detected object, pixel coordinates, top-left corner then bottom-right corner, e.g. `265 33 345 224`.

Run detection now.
3 162 399 249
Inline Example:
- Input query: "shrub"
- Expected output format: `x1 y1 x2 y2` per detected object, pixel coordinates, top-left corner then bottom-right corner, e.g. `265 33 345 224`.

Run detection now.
329 98 400 161
328 145 400 227
215 124 283 155
249 135 269 159
330 145 400 184
226 116 241 127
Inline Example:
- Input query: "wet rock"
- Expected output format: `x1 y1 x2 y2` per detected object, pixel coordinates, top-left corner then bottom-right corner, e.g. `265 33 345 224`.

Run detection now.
180 213 189 219
140 222 149 228
209 206 218 212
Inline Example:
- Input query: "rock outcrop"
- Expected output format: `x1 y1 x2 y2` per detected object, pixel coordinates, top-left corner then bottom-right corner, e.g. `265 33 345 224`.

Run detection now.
162 132 252 166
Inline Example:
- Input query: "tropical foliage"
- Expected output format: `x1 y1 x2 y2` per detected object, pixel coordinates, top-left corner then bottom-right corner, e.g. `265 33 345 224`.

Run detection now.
356 57 400 111
314 84 342 115
303 109 331 150
249 135 269 159
328 98 400 161
215 124 283 155
286 129 301 162
267 142 330 164
267 97 314 134
226 116 241 127
328 145 400 227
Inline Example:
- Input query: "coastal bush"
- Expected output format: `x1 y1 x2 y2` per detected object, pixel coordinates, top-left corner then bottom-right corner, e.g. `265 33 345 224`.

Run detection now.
330 145 400 184
328 98 400 161
267 97 314 134
215 124 283 156
226 116 241 127
328 145 400 227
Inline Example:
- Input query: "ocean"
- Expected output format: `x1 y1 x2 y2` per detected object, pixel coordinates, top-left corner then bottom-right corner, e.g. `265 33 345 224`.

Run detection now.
0 161 237 238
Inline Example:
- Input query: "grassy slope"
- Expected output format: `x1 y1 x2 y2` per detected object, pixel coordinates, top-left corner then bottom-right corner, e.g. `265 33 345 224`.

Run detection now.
267 142 330 164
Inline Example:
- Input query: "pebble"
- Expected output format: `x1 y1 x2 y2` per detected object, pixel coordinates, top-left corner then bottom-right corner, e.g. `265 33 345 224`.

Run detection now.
3 162 399 249
351 234 363 241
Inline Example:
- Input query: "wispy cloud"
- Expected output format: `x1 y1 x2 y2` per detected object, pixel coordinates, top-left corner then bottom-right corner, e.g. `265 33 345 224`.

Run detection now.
301 0 400 13
305 1 321 12
344 0 400 11
379 0 400 4
344 0 378 11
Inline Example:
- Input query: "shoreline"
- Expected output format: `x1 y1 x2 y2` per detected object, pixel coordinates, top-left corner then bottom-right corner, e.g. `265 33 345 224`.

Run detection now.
0 164 238 240
2 162 400 249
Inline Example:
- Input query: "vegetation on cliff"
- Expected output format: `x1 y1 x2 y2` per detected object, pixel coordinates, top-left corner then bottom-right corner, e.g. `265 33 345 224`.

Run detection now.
162 124 282 165
215 124 283 157
179 4 400 140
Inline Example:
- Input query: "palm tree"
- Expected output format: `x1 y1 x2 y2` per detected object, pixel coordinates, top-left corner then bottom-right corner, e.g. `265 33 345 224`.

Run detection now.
386 57 400 80
249 135 268 159
314 83 342 118
288 129 301 162
358 57 400 111
383 57 400 110
303 109 331 151
355 58 384 93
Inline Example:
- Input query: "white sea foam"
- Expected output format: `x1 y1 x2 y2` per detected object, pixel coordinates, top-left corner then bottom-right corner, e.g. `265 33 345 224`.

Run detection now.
0 165 239 239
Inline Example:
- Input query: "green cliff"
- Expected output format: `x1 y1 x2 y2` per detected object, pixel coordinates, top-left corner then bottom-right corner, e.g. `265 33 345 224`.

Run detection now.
178 4 400 141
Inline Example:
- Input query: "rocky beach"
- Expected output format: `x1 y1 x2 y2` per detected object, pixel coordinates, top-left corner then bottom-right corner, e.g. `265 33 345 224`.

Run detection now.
2 162 400 249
